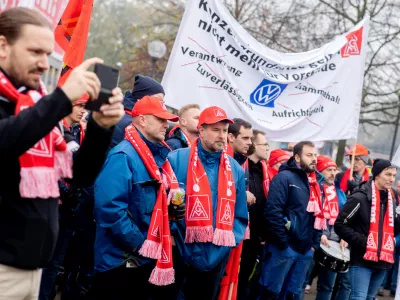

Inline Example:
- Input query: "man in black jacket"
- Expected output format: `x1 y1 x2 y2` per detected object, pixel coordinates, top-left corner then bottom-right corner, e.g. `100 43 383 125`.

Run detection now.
237 129 270 300
0 8 124 299
259 141 322 300
335 159 400 300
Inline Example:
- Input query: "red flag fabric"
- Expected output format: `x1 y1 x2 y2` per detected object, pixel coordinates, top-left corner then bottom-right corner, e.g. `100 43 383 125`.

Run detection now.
55 0 94 86
219 242 243 300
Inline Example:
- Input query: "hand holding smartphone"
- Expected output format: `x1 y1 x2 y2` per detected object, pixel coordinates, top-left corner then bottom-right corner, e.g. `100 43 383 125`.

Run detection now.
85 64 120 111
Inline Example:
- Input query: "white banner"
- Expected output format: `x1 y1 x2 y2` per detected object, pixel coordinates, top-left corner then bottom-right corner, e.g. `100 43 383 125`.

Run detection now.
162 0 369 142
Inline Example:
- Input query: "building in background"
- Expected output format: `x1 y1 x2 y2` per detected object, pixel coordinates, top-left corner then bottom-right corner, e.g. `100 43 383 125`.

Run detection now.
0 0 68 92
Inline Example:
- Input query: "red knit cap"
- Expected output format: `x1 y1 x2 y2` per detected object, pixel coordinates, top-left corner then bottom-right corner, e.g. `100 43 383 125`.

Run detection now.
317 155 337 172
268 149 290 168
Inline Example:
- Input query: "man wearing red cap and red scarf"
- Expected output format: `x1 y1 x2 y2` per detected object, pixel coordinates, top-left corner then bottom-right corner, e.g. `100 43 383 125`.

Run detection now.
168 106 248 300
92 96 185 299
335 159 400 299
337 144 371 194
259 141 323 300
315 155 350 300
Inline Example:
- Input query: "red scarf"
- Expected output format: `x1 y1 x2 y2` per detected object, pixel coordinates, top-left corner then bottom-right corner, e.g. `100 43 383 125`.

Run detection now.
186 139 236 246
260 160 270 198
323 185 339 225
364 182 395 263
307 172 326 230
168 124 192 147
340 168 369 192
226 144 250 240
125 125 176 285
62 119 85 145
0 71 72 198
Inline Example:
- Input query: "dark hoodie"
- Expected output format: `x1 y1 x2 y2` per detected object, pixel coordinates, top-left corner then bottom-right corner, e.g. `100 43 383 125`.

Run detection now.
264 157 322 254
111 75 164 148
335 180 400 269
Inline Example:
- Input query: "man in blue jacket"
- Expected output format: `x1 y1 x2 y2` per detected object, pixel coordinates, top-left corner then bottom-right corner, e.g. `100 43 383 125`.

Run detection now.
110 74 165 148
91 96 184 299
259 141 322 300
168 106 248 300
166 103 201 150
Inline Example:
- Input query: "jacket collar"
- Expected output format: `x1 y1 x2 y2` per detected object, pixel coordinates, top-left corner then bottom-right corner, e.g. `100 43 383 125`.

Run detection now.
198 140 222 166
137 129 169 167
234 151 247 166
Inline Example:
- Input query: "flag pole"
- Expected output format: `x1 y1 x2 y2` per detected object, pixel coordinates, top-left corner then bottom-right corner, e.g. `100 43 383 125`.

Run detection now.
228 283 234 300
349 139 357 180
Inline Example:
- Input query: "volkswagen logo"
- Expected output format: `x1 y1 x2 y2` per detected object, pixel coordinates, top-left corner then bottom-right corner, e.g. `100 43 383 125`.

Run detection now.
250 79 288 108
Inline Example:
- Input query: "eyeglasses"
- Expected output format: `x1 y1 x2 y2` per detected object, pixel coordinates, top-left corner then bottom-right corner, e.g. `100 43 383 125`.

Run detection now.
255 143 270 150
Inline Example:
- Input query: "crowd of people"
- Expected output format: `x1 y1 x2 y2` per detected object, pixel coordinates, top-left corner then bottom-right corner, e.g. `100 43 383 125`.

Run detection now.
0 6 399 300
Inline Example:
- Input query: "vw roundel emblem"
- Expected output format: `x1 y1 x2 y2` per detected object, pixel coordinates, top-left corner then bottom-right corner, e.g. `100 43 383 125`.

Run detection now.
250 79 288 108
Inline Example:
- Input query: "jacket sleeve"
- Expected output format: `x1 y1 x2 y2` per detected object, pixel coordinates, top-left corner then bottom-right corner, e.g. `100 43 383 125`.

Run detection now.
94 152 145 251
233 167 248 245
71 117 113 187
0 87 72 157
264 174 289 250
312 228 323 251
334 195 366 248
166 138 183 151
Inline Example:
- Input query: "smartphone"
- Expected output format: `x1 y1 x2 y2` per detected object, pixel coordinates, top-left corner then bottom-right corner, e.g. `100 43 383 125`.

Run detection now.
85 64 120 111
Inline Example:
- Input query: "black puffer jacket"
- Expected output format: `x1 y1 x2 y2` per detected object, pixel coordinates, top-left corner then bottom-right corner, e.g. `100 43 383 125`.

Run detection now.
335 180 400 269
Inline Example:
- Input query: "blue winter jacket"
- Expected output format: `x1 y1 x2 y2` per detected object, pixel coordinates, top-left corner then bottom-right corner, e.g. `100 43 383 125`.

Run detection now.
264 157 322 254
93 133 170 273
168 142 248 272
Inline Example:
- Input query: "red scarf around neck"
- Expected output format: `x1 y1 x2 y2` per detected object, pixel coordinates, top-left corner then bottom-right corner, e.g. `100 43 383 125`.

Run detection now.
307 172 326 230
125 125 176 285
364 182 395 263
62 119 85 145
227 143 250 240
168 124 192 147
340 168 369 192
323 185 339 225
260 160 270 198
185 139 236 246
0 71 72 198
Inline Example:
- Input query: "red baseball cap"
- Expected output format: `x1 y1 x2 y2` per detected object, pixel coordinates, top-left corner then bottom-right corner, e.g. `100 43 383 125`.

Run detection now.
197 106 233 128
268 149 290 168
317 155 338 172
132 96 179 122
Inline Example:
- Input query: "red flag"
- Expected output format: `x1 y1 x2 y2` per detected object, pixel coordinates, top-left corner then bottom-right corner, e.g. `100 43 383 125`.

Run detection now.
219 242 243 300
55 0 94 86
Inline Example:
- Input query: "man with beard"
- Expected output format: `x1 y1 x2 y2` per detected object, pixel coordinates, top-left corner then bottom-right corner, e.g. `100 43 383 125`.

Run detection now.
259 141 323 300
0 8 124 299
167 104 201 150
168 106 248 300
315 156 350 300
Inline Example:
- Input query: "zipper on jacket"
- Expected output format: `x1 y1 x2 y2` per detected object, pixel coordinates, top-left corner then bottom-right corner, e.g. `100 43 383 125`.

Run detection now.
344 203 360 224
